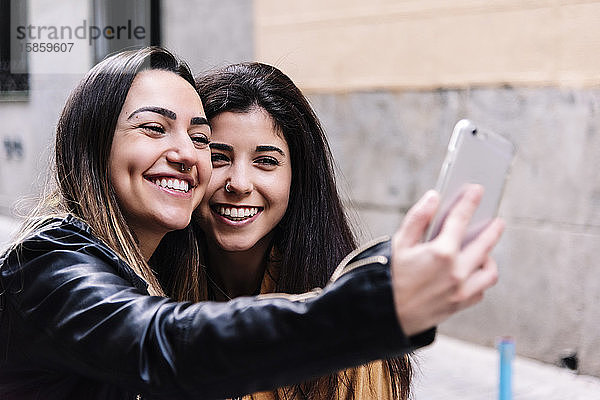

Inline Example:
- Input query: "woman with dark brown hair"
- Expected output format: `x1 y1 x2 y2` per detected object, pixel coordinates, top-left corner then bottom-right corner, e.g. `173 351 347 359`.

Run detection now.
193 62 412 399
192 62 502 400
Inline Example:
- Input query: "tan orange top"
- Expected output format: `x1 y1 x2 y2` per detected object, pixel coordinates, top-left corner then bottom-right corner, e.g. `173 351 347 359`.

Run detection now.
235 261 395 400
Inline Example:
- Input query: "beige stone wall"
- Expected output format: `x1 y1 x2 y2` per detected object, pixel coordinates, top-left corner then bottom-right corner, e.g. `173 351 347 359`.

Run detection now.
256 0 600 91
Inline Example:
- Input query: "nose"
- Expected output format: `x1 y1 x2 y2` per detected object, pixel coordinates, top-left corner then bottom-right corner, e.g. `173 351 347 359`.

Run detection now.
225 162 253 195
166 130 198 171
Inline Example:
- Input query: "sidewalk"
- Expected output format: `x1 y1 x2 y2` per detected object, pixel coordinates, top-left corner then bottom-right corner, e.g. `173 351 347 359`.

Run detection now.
412 334 600 399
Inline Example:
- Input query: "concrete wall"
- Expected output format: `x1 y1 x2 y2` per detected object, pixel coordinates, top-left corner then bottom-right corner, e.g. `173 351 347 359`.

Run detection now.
309 87 600 376
162 0 254 73
255 1 600 377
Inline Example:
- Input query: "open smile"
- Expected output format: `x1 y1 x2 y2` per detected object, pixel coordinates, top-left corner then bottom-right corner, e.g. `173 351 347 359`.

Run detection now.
212 204 263 222
146 176 193 193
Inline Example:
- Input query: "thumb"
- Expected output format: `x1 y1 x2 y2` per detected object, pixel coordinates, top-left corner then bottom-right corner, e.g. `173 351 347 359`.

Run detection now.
393 190 439 249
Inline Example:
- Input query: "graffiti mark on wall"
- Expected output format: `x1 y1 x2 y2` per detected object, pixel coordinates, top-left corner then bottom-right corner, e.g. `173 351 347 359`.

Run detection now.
3 138 24 161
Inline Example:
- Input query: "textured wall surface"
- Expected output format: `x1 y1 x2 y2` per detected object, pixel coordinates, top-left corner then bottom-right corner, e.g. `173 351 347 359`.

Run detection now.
163 0 254 73
308 87 600 376
256 0 600 91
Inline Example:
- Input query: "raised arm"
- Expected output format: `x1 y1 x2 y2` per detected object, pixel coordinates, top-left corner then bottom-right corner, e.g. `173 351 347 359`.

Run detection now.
0 227 431 399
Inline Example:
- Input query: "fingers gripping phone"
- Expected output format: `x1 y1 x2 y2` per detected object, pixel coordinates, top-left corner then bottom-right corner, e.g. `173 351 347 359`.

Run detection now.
424 119 516 245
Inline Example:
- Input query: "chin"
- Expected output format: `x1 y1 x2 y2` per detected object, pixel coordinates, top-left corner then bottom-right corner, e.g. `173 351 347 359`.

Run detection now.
216 238 258 253
171 223 191 232
158 215 192 232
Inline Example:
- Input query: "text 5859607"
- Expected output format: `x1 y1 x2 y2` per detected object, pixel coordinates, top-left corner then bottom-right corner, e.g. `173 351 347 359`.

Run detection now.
25 42 74 52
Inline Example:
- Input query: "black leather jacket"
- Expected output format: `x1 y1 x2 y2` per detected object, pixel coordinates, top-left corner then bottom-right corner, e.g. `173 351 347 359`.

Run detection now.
0 215 435 399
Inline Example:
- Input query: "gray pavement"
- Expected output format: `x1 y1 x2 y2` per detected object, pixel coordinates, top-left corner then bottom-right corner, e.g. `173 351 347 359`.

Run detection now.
413 335 600 399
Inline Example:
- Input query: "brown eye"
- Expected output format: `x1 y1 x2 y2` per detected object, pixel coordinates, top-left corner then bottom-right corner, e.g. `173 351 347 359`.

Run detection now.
255 157 279 166
190 134 210 148
211 152 230 166
141 124 165 134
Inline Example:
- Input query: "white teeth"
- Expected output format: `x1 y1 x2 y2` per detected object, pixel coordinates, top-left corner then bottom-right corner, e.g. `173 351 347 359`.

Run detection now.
216 206 259 220
151 177 191 193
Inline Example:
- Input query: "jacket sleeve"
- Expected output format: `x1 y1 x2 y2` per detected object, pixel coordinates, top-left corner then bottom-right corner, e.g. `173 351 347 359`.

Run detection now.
0 239 434 399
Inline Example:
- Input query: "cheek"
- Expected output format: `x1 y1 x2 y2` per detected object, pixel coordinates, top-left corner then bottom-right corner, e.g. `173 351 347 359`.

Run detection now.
109 138 150 179
205 168 226 195
197 165 220 221
108 143 122 178
108 146 129 200
195 151 213 194
277 189 291 218
268 172 292 219
200 169 224 208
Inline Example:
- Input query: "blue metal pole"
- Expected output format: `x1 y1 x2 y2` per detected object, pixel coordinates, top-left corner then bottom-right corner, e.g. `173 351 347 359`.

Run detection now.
498 337 514 400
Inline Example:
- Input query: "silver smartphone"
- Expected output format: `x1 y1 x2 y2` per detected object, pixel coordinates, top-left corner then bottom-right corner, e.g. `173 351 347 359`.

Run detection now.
424 119 516 245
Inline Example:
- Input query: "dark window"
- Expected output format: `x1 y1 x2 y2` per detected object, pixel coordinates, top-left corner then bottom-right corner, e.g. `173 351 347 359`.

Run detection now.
92 0 161 64
0 0 28 97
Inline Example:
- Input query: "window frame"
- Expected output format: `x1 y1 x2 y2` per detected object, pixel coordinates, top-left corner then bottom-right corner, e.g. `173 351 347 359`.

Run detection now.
0 0 29 101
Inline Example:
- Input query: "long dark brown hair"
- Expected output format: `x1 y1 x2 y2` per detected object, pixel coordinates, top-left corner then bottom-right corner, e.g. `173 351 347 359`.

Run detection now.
195 63 412 399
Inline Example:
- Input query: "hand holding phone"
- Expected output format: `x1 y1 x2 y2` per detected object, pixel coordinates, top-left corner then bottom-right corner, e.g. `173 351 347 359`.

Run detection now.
391 185 505 335
424 119 515 246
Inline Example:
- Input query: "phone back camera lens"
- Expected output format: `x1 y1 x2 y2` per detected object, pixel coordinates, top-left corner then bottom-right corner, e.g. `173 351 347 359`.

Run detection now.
471 128 478 136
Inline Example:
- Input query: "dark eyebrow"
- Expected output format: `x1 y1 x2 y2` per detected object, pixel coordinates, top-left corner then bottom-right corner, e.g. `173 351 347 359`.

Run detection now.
127 106 176 120
256 145 285 157
209 142 233 152
191 116 210 127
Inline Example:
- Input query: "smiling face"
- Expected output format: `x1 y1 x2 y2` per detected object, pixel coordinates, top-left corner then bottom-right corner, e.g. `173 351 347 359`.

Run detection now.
197 107 292 253
109 69 212 250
